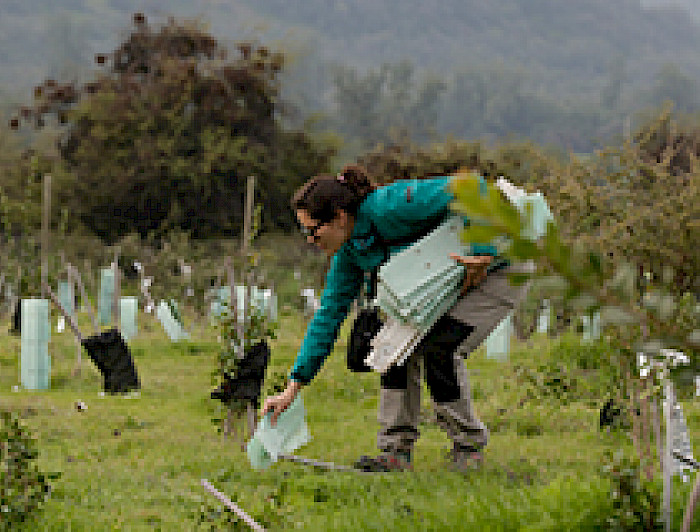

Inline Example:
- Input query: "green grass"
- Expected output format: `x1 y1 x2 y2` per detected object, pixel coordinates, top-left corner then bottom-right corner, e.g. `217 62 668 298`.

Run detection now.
1 310 698 530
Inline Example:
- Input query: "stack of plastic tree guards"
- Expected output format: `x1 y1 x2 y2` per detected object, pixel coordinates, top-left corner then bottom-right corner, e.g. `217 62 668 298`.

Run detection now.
367 178 556 372
366 216 469 373
20 299 51 390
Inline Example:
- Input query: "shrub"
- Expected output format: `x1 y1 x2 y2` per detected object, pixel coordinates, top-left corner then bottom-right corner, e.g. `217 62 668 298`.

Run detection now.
600 450 662 531
0 410 56 530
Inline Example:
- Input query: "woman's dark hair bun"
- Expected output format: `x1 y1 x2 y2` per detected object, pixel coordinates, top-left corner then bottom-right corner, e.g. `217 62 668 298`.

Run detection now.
292 164 377 222
339 164 375 198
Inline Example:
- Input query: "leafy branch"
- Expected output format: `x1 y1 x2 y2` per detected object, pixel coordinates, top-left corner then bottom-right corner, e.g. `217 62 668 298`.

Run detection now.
451 171 699 358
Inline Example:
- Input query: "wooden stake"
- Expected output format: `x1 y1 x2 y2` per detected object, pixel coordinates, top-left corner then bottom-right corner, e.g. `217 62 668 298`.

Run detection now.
67 264 81 376
640 378 652 480
223 256 237 443
663 379 674 532
71 266 98 332
41 174 51 299
200 479 266 532
242 176 256 440
651 396 664 478
112 250 120 329
627 369 641 459
43 282 83 343
279 454 360 473
246 403 257 441
681 473 700 532
224 407 233 440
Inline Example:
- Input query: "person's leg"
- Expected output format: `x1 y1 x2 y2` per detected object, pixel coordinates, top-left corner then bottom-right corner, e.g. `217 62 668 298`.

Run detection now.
420 315 488 451
376 351 421 458
448 265 530 358
355 351 421 471
428 266 530 469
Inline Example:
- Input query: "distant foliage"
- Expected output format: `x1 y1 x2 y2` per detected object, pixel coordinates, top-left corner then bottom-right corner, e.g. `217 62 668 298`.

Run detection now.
11 14 334 243
356 110 699 299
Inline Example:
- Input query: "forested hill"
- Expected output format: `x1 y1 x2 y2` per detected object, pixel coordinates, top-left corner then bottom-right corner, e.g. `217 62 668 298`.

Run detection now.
241 0 700 91
643 0 700 21
2 1 700 153
1 0 699 100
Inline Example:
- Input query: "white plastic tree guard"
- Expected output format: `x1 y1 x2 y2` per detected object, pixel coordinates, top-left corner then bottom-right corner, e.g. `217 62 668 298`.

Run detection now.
98 267 115 325
119 297 138 341
486 313 512 361
20 298 51 390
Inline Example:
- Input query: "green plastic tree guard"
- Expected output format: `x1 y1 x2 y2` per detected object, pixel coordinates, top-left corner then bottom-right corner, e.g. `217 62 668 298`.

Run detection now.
120 296 138 341
581 311 601 342
98 267 115 325
486 313 512 361
156 300 188 341
537 299 550 334
58 280 74 317
247 395 310 470
20 299 50 390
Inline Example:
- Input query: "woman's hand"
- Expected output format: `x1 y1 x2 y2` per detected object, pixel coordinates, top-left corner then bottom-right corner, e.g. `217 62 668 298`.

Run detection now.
261 380 302 426
449 253 493 292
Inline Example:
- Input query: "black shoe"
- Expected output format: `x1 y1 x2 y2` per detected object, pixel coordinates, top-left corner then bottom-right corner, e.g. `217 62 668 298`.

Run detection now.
354 453 412 472
449 444 484 472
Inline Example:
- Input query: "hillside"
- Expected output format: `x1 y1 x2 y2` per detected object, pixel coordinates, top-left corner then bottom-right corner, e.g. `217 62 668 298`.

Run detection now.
643 0 700 20
2 1 700 98
2 1 700 152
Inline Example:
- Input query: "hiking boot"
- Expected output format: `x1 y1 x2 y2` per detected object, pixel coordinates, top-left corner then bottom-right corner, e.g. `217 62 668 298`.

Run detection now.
449 444 484 472
354 451 412 472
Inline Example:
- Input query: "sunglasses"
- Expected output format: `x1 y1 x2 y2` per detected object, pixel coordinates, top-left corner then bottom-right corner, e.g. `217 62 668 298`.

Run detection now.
299 220 325 242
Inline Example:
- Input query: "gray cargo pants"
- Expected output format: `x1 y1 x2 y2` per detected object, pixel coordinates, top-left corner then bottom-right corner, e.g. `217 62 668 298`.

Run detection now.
377 265 529 454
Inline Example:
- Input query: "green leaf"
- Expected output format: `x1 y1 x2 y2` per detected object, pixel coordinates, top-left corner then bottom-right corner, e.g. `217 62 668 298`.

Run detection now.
461 225 503 244
508 237 541 261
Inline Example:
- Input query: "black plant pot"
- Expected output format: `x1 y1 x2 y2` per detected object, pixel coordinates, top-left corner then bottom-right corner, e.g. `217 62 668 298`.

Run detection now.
211 340 270 407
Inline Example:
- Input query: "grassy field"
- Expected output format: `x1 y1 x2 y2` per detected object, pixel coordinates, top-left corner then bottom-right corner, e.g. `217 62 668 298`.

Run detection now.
1 308 698 530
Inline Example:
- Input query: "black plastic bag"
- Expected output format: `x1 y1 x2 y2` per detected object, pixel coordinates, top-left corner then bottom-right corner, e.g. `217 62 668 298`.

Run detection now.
10 299 21 335
82 328 140 394
211 340 270 407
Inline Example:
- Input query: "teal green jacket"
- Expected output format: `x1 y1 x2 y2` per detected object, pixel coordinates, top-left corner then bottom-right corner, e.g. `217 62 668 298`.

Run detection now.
289 176 497 385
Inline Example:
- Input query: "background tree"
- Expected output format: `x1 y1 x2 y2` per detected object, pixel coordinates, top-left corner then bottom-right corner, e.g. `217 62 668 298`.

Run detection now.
13 14 334 243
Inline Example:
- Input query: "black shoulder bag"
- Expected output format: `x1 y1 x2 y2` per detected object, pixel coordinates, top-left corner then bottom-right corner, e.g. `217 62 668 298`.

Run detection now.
346 220 440 372
347 302 383 373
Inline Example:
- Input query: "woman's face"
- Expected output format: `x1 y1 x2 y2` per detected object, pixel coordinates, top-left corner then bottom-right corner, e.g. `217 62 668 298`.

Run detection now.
297 208 355 257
